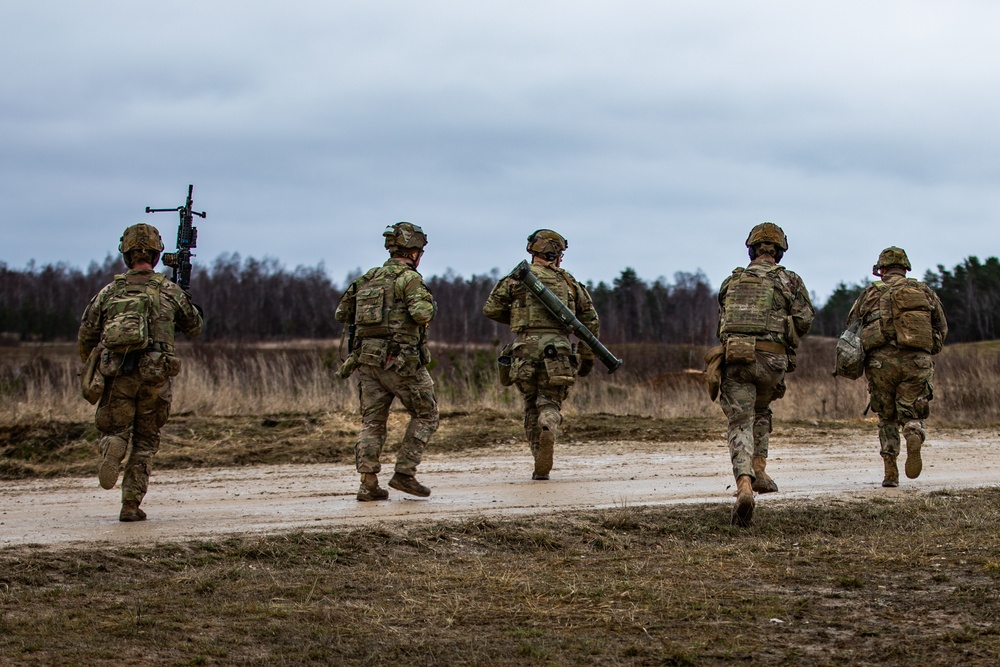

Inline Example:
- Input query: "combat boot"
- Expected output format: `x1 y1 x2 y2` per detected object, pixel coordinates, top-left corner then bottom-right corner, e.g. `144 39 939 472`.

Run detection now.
98 436 128 490
904 432 923 479
533 427 555 480
119 500 146 522
357 473 389 502
882 456 899 487
731 475 755 527
389 472 431 497
751 456 779 493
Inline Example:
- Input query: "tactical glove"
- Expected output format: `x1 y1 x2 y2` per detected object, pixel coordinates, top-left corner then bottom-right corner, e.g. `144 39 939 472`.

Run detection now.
578 356 595 377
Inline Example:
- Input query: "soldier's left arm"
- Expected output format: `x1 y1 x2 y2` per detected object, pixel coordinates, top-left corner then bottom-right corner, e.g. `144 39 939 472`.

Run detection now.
716 277 731 342
928 286 948 352
787 272 815 338
335 280 359 324
573 279 600 338
400 271 436 325
166 283 204 339
77 291 105 362
482 277 514 325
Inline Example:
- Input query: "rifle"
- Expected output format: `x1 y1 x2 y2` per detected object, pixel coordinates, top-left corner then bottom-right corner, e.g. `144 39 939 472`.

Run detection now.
508 260 623 373
145 184 206 290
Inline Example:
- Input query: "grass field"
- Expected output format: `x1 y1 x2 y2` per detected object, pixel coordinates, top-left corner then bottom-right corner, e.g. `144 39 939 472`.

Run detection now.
2 338 999 665
2 489 999 665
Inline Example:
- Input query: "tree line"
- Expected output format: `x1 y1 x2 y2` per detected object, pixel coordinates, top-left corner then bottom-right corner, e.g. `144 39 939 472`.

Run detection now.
2 254 999 345
810 256 1000 343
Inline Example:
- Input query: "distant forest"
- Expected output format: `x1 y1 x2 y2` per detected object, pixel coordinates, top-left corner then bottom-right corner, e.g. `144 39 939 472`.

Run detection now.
2 253 999 345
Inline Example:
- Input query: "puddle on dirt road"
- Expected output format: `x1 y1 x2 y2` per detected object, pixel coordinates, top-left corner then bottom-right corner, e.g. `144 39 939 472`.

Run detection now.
2 435 999 548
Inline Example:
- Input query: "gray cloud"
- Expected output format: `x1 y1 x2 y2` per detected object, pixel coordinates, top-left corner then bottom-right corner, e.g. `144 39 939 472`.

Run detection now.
2 1 998 302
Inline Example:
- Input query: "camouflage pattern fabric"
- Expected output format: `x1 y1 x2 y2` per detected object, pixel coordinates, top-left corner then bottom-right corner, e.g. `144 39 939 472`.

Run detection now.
719 351 787 479
717 257 813 350
336 259 435 347
864 346 934 457
78 268 203 505
336 258 439 476
847 272 948 355
847 270 947 458
95 370 172 503
717 255 813 481
483 260 599 454
355 364 438 476
79 269 202 362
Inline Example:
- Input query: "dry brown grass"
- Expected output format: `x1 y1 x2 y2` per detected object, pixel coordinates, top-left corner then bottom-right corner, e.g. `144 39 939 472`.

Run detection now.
2 337 996 426
2 489 999 665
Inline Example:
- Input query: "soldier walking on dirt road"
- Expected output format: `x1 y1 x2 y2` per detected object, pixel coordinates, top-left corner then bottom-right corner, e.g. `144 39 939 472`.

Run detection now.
77 223 204 522
483 230 600 481
712 223 813 526
335 222 439 501
845 247 948 488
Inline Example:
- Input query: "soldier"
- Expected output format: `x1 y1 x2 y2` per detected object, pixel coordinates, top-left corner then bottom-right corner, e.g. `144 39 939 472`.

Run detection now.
846 247 947 487
717 223 813 526
78 223 204 522
483 230 600 480
335 222 438 501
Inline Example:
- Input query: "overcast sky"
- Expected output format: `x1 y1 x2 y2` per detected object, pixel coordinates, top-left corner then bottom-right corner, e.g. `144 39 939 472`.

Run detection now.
2 1 997 304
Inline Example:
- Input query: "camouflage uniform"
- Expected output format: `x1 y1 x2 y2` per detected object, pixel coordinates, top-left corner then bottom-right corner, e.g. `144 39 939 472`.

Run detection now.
78 224 203 521
335 223 438 499
483 230 599 480
717 223 813 521
846 247 947 485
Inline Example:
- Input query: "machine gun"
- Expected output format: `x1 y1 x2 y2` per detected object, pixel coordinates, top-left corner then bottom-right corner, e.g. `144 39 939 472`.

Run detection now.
509 260 623 373
145 184 205 290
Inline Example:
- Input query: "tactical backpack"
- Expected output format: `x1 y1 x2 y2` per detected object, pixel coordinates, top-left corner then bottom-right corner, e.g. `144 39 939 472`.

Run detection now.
353 266 396 339
860 279 934 353
351 263 425 347
719 266 791 340
100 274 165 353
510 266 576 332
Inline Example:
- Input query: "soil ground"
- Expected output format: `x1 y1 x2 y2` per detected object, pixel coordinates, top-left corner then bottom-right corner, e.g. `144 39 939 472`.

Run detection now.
3 424 998 548
3 420 1000 665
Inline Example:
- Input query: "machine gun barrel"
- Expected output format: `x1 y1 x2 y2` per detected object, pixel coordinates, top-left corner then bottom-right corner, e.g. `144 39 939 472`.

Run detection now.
145 184 206 291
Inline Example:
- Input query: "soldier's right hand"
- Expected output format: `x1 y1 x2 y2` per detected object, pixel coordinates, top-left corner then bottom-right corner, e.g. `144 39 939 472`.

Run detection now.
578 356 594 377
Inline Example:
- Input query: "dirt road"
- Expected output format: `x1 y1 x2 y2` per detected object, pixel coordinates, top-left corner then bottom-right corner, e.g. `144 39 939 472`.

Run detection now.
2 429 998 548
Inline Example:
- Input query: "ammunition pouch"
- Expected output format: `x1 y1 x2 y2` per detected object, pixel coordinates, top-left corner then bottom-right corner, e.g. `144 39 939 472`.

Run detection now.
357 338 390 368
703 345 724 402
137 351 171 384
785 348 797 373
80 346 105 404
542 342 577 387
497 344 514 386
98 348 133 377
388 346 422 377
336 352 360 379
834 321 865 380
861 319 888 353
507 342 537 384
724 336 756 364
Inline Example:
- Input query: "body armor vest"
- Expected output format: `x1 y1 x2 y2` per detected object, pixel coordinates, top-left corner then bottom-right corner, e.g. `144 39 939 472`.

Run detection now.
101 273 173 353
510 265 575 333
353 264 423 346
720 265 789 341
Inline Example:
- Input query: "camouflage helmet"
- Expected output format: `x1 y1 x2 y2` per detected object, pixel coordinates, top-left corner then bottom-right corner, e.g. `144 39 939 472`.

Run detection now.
383 222 428 251
873 246 911 276
526 229 568 257
118 223 165 254
745 222 788 251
